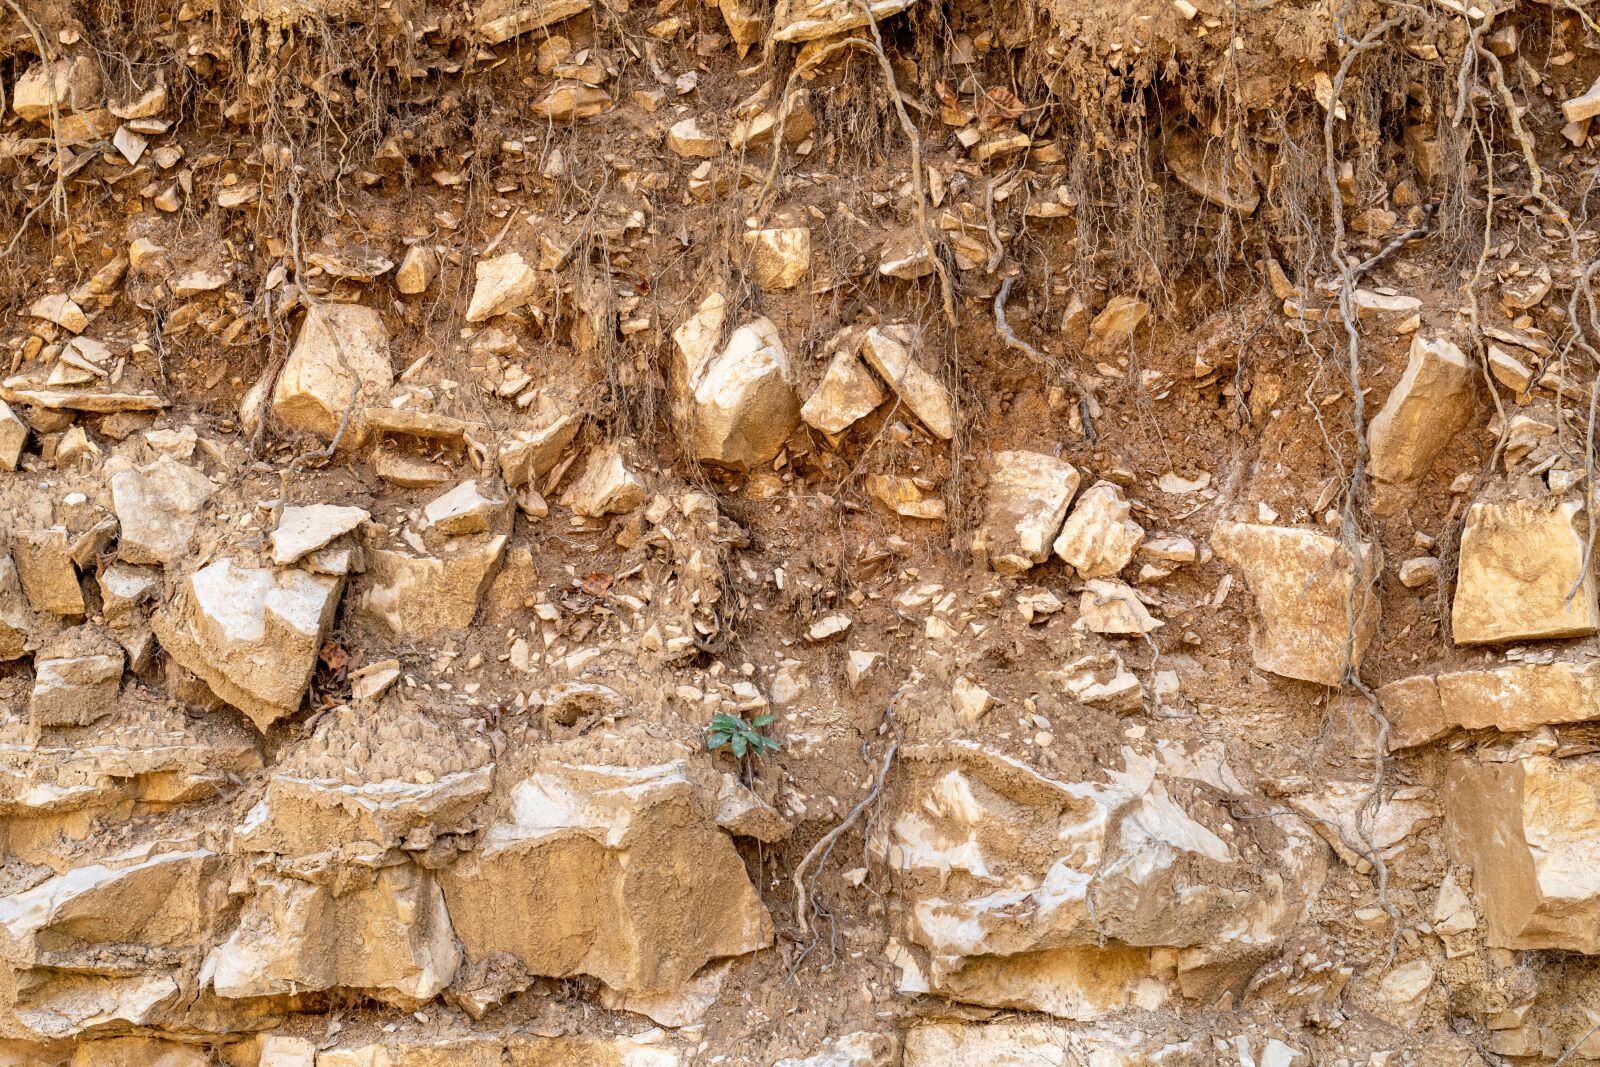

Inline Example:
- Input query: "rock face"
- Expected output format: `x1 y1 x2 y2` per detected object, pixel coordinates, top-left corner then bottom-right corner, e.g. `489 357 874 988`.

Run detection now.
977 451 1079 574
29 626 123 727
672 293 800 470
357 535 508 636
1211 522 1380 687
271 303 394 438
152 559 342 730
441 761 772 994
1445 756 1600 953
1452 498 1599 644
1367 334 1477 483
1379 660 1600 749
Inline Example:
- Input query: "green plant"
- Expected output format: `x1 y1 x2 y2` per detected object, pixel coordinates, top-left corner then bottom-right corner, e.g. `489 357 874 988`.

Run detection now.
707 712 780 760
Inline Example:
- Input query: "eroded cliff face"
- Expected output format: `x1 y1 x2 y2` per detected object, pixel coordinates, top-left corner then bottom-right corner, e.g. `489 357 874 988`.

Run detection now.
1 0 1600 1062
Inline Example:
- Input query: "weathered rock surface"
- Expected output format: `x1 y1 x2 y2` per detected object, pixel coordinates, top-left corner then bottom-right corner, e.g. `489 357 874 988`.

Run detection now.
560 447 647 516
29 626 123 727
1367 335 1477 483
976 450 1079 574
0 555 33 660
152 559 342 730
357 535 507 636
1053 481 1143 578
271 504 370 565
858 325 954 441
1445 756 1600 953
441 761 772 994
0 401 25 471
108 455 215 566
1452 498 1599 644
271 304 394 439
800 349 885 436
465 252 540 322
672 293 800 470
1211 522 1380 687
11 529 84 617
1380 660 1600 749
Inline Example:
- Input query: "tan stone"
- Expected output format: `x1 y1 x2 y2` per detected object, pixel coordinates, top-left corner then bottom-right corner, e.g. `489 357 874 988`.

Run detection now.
272 304 394 439
859 325 954 440
0 555 33 660
13 58 103 122
258 1035 317 1067
1381 660 1600 749
666 117 718 158
1088 295 1148 346
976 450 1080 574
466 252 540 322
866 474 945 521
69 1038 209 1067
1445 755 1600 953
800 350 884 436
672 294 799 469
715 773 793 842
208 864 458 1003
499 410 581 488
1211 522 1380 687
1452 498 1598 645
374 449 453 488
12 528 84 616
531 83 612 121
1053 481 1143 578
559 447 647 517
743 227 810 291
441 761 772 994
109 455 215 566
1076 579 1161 635
773 1033 898 1067
152 559 342 731
394 245 438 295
422 480 510 536
0 400 25 471
771 0 919 41
29 625 122 727
1367 335 1476 483
356 535 507 636
271 504 369 565
474 0 592 42
719 0 765 46
877 227 935 280
26 294 88 333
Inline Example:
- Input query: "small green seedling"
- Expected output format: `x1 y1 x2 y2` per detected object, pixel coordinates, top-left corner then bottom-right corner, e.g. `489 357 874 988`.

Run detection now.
707 712 780 760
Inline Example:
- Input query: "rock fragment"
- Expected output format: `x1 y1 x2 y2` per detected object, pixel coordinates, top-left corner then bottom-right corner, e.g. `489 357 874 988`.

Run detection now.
667 117 719 158
859 324 954 440
474 0 593 41
13 57 103 121
716 774 793 842
271 304 394 439
271 504 370 565
672 294 799 470
12 528 84 616
1367 335 1476 483
0 555 34 660
1380 660 1600 749
422 480 510 536
1211 522 1379 687
976 450 1080 573
1452 498 1598 645
395 245 439 294
1053 481 1143 578
109 455 215 566
743 226 811 290
357 536 508 636
465 252 540 322
29 625 123 727
801 349 885 436
1077 579 1162 635
559 446 647 517
0 400 26 470
771 0 920 42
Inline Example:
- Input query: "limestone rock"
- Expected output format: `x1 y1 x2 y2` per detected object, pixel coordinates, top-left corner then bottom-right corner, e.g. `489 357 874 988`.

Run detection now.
716 774 793 842
903 1023 1197 1067
395 245 439 294
422 480 510 536
531 82 611 121
1088 296 1148 346
743 227 811 290
499 410 581 488
208 864 459 1004
271 504 369 565
1053 481 1143 578
0 400 25 470
474 0 592 42
1367 335 1477 483
12 528 84 616
878 227 935 280
1211 522 1380 687
26 294 88 333
1452 498 1598 644
1077 579 1161 635
0 555 33 660
976 450 1080 574
271 304 394 439
859 324 954 440
69 1038 209 1067
29 625 123 727
357 535 507 636
559 447 647 516
465 252 539 322
773 1033 898 1067
13 58 103 122
258 1035 317 1067
667 117 718 158
1380 660 1600 749
672 294 799 469
771 0 919 42
441 761 773 994
866 474 945 521
109 455 215 566
1445 755 1600 953
801 350 884 436
152 559 342 731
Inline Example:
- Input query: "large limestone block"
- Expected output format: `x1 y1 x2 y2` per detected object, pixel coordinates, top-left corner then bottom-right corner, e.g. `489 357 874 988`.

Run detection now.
859 324 954 440
771 0 919 40
1380 660 1600 749
1053 481 1143 578
903 1022 1200 1067
208 864 459 1003
672 293 799 469
0 555 34 660
356 534 507 635
976 451 1079 574
441 761 773 994
271 304 394 438
1452 498 1599 644
1445 756 1600 953
1367 335 1476 484
109 455 215 566
152 559 342 730
11 528 84 616
1211 522 1380 687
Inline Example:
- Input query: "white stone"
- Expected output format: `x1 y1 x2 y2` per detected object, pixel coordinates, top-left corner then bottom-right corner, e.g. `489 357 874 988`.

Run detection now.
559 447 647 517
1053 481 1143 578
271 303 394 439
977 450 1080 574
466 251 539 322
271 504 369 565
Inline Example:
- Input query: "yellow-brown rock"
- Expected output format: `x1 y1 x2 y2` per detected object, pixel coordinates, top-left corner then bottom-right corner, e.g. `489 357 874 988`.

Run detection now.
271 304 394 440
1367 335 1477 484
1452 498 1598 645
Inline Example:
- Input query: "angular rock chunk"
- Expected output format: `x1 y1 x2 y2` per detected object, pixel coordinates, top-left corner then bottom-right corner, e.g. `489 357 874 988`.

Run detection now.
1452 498 1598 645
1211 522 1380 687
208 864 459 1004
904 1023 1196 1067
11 528 84 616
774 1033 898 1067
29 625 123 727
499 408 581 488
743 226 811 291
152 559 342 731
271 504 369 565
421 480 509 537
1367 335 1477 483
13 58 103 122
801 350 884 436
474 0 592 42
271 304 394 439
667 116 719 158
976 451 1080 574
1053 481 1143 578
771 0 919 41
1445 755 1600 953
859 324 954 440
465 251 539 322
356 535 507 636
441 761 773 994
109 455 214 566
1380 660 1600 750
672 293 799 469
559 447 647 517
1077 579 1161 635
0 555 34 660
0 399 26 470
